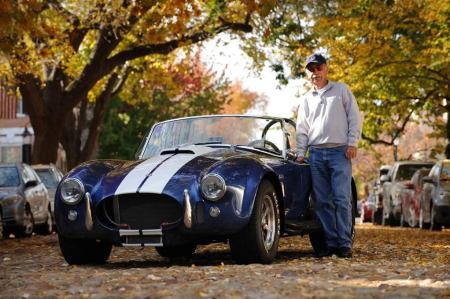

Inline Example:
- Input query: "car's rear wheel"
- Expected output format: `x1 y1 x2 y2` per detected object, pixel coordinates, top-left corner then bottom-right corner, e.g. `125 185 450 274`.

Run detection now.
229 180 280 264
419 206 430 229
430 205 442 231
155 243 197 258
35 205 53 235
58 234 112 265
15 205 34 238
372 208 382 225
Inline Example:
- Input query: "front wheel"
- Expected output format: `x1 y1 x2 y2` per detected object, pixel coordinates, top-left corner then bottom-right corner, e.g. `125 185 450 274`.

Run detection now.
58 234 112 265
15 205 34 238
229 180 280 264
155 243 197 258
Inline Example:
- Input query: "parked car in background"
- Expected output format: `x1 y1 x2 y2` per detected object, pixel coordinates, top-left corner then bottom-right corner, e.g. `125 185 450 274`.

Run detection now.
32 163 64 219
0 163 53 237
361 192 376 222
380 161 433 226
372 165 391 225
421 160 450 230
55 115 358 265
399 168 430 227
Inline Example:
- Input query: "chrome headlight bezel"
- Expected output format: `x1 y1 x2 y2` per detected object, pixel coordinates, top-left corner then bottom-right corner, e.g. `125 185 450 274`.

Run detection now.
200 173 226 201
60 178 85 205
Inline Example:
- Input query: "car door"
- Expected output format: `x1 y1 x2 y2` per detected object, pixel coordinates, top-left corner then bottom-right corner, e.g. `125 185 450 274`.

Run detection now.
22 164 48 222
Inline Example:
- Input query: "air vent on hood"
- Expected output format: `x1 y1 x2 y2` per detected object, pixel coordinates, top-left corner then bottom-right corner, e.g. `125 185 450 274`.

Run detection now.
160 148 195 155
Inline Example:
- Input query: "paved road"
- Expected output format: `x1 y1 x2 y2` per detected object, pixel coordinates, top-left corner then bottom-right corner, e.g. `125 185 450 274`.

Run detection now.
0 224 449 298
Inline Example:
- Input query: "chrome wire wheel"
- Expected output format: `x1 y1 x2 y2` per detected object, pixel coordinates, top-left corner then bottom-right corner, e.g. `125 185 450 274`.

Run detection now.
261 194 276 251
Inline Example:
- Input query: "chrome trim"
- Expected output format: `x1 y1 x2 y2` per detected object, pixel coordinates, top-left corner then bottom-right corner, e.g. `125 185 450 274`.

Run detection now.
184 189 192 228
84 192 93 231
119 229 163 247
119 229 163 236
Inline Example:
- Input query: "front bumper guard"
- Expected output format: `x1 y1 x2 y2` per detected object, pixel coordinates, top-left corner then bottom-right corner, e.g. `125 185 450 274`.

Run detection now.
119 229 163 247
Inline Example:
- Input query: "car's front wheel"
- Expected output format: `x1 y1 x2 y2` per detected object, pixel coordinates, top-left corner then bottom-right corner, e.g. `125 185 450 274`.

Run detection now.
58 235 112 265
229 180 280 264
15 205 34 238
155 243 197 258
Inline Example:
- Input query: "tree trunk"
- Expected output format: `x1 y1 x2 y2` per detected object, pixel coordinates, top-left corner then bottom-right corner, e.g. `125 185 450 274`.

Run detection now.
446 103 450 159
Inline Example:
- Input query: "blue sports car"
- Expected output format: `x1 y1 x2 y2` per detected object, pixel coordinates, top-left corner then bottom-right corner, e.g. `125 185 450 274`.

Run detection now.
55 115 357 264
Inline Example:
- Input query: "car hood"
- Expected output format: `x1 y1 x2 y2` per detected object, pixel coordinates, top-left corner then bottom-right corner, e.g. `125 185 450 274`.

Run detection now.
91 145 267 199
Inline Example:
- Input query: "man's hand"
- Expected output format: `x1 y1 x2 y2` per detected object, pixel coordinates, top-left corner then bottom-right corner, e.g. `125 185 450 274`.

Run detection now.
346 146 357 159
296 156 306 163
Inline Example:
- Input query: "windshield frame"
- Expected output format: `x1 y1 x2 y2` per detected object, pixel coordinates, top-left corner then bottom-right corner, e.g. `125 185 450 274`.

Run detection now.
136 115 295 160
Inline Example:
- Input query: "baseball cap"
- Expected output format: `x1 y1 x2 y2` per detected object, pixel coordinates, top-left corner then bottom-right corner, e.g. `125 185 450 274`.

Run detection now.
306 53 327 68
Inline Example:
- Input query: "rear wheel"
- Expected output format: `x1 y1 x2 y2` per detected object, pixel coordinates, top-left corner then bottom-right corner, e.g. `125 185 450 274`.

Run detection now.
430 205 442 231
15 205 34 238
58 234 112 265
229 180 280 264
155 243 197 258
372 208 382 225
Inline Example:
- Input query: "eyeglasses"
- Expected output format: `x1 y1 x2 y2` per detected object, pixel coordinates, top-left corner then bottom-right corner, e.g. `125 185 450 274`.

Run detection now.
307 64 325 72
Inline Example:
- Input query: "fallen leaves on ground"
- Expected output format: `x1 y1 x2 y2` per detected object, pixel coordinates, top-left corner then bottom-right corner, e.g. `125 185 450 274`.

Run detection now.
0 224 449 298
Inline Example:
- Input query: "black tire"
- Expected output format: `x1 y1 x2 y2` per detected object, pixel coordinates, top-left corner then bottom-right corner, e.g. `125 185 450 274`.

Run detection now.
430 205 442 231
389 213 400 227
35 205 53 235
229 180 280 264
419 206 430 229
58 234 112 265
400 209 408 227
372 208 382 225
15 205 34 238
155 243 197 258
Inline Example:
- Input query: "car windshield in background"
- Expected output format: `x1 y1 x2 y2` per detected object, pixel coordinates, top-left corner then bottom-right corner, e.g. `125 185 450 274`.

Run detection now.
142 116 284 158
396 164 432 181
35 169 58 189
0 167 20 187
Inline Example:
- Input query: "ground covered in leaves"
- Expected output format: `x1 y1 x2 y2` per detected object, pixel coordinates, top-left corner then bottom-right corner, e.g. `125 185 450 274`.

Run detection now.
0 224 449 298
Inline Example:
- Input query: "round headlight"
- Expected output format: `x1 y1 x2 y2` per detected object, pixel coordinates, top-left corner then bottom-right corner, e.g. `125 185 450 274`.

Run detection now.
60 178 85 205
200 174 226 201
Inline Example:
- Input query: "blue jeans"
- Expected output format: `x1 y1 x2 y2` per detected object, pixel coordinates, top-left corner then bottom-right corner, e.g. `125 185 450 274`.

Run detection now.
309 146 352 249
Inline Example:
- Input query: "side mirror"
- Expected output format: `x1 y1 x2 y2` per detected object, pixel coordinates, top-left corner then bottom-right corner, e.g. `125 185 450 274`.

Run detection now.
422 176 434 184
24 180 38 189
380 174 391 183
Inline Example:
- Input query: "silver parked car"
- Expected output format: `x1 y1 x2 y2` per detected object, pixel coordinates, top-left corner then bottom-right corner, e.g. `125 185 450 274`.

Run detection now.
380 161 433 226
32 164 64 219
421 160 450 230
0 163 53 237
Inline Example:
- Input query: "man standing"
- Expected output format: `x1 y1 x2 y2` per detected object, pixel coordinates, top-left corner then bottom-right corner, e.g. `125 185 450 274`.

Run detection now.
296 53 362 258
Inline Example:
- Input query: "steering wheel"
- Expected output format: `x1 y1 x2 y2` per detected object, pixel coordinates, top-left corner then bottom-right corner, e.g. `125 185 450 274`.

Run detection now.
248 139 281 153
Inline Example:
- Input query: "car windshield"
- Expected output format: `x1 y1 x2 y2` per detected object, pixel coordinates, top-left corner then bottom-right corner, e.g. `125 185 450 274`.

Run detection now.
35 169 58 188
0 166 20 187
141 116 285 159
395 164 432 181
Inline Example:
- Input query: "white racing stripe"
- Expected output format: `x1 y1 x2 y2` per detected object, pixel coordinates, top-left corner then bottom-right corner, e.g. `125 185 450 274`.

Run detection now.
115 146 217 195
114 155 169 195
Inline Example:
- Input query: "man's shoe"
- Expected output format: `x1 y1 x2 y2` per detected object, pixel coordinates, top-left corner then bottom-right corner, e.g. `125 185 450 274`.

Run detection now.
337 247 352 258
315 247 337 258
